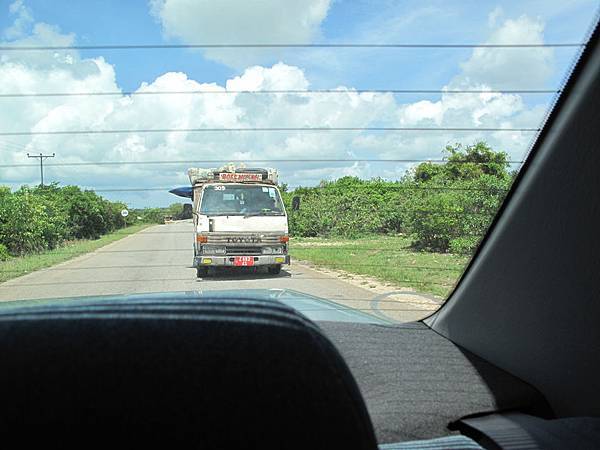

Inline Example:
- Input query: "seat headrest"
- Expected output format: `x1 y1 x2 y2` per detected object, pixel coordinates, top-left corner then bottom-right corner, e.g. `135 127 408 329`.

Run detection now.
0 294 378 449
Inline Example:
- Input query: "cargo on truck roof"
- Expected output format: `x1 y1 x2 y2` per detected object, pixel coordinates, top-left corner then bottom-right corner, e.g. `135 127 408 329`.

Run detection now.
188 165 279 186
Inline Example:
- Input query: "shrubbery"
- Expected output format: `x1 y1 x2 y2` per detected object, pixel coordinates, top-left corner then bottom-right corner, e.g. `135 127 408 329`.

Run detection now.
284 142 512 254
0 142 511 258
284 178 405 237
0 243 10 261
131 203 192 224
0 184 133 257
401 142 512 253
0 184 193 259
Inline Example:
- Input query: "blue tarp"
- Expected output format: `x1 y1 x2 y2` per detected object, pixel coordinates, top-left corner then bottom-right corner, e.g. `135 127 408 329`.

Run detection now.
169 186 193 198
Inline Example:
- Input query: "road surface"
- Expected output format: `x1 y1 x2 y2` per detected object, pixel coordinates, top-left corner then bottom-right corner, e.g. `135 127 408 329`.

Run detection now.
0 221 440 322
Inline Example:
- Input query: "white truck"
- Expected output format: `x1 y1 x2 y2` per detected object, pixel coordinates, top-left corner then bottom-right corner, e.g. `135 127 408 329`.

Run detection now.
188 165 291 277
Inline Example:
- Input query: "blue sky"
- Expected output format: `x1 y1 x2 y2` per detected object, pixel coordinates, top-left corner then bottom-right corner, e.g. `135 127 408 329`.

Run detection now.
0 0 598 207
1 0 595 92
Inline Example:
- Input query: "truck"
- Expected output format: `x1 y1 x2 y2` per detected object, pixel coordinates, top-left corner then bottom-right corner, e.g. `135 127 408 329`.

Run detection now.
188 165 290 277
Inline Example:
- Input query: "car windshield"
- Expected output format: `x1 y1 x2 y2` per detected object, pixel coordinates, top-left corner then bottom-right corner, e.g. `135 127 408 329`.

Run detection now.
0 3 597 322
200 185 285 216
1 1 599 445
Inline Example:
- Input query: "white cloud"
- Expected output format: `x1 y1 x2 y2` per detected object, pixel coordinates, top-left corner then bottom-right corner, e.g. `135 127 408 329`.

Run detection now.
0 4 554 206
459 15 554 88
400 101 444 126
352 13 553 166
0 46 401 195
149 0 331 68
4 0 34 39
488 6 504 28
226 63 309 91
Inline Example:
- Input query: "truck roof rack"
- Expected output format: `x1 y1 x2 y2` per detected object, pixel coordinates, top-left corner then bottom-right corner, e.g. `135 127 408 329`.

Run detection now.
188 165 278 186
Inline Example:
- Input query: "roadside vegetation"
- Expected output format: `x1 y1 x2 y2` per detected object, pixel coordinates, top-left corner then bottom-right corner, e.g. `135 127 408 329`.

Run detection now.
131 202 192 223
283 142 512 255
284 142 512 296
0 183 186 282
0 141 511 297
0 183 191 261
0 184 133 260
290 235 469 298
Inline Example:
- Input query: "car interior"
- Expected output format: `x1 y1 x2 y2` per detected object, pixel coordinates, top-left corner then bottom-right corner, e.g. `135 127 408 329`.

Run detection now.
0 15 598 450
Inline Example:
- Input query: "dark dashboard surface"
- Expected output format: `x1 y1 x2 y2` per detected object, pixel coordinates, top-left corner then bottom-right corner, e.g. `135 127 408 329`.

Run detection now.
320 321 551 443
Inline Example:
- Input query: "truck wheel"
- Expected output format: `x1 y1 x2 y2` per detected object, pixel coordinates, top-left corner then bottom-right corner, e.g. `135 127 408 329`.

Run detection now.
196 266 208 278
268 265 282 275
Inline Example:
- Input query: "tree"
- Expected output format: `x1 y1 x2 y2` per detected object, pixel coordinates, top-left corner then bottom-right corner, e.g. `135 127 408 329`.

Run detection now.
442 141 510 181
404 142 511 253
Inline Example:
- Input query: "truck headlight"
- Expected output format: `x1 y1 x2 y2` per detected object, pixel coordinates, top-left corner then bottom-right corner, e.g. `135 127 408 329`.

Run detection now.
262 247 283 255
203 246 226 255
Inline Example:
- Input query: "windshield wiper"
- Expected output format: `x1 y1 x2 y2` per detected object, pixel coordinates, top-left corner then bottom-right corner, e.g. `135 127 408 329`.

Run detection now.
243 211 284 218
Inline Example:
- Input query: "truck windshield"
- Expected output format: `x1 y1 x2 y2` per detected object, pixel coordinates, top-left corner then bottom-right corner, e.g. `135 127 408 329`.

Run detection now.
200 185 285 216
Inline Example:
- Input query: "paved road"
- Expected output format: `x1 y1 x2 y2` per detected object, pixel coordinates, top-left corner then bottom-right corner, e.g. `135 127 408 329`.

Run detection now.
0 221 439 322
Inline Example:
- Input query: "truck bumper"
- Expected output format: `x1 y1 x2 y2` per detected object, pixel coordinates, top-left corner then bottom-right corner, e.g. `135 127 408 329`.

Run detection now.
194 255 290 267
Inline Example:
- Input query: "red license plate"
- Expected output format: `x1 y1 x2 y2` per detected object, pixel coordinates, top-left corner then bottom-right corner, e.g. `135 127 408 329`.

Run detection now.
233 256 254 267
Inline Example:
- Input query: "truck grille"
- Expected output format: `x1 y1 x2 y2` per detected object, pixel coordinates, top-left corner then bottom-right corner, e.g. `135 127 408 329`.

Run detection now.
226 246 262 255
206 232 283 246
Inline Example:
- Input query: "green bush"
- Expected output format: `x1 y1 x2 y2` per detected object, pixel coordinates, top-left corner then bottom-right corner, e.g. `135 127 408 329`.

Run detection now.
0 243 10 261
449 235 482 255
402 142 512 254
0 141 511 258
0 187 58 254
0 183 131 256
285 177 408 237
37 185 116 239
286 141 512 255
137 208 166 224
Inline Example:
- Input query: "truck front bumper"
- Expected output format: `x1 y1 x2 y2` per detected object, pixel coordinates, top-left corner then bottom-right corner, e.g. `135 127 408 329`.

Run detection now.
194 255 290 267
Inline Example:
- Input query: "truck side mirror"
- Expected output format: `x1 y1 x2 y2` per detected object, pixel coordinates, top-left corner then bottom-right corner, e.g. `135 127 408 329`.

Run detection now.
292 196 301 211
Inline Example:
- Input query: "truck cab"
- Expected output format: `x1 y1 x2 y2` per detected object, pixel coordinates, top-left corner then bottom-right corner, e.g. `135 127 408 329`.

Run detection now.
190 166 290 277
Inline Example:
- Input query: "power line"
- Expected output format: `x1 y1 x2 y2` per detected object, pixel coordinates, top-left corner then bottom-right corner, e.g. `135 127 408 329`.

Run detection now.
288 185 510 192
45 228 487 236
0 158 525 168
87 185 508 193
0 139 30 151
0 89 561 98
0 43 585 51
108 227 493 234
0 126 540 137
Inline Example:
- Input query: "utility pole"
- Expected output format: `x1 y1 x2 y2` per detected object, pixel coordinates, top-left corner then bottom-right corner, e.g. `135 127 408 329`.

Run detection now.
27 152 55 187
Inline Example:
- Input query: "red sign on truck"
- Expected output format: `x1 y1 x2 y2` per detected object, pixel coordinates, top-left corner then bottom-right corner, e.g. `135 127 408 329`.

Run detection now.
218 172 262 182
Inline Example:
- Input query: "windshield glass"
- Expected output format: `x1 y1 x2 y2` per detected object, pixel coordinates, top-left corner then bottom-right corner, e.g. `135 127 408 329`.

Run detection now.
0 0 597 327
200 185 285 216
1 2 599 447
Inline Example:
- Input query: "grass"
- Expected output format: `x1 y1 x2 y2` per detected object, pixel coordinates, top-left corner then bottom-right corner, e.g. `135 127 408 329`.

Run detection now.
0 223 152 283
290 235 470 298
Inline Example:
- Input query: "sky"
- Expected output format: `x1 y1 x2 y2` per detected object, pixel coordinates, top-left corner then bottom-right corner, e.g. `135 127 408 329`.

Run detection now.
0 0 598 207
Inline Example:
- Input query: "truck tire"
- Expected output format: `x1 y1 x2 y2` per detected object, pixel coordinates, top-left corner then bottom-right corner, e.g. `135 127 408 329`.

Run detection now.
196 266 208 278
268 265 282 275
